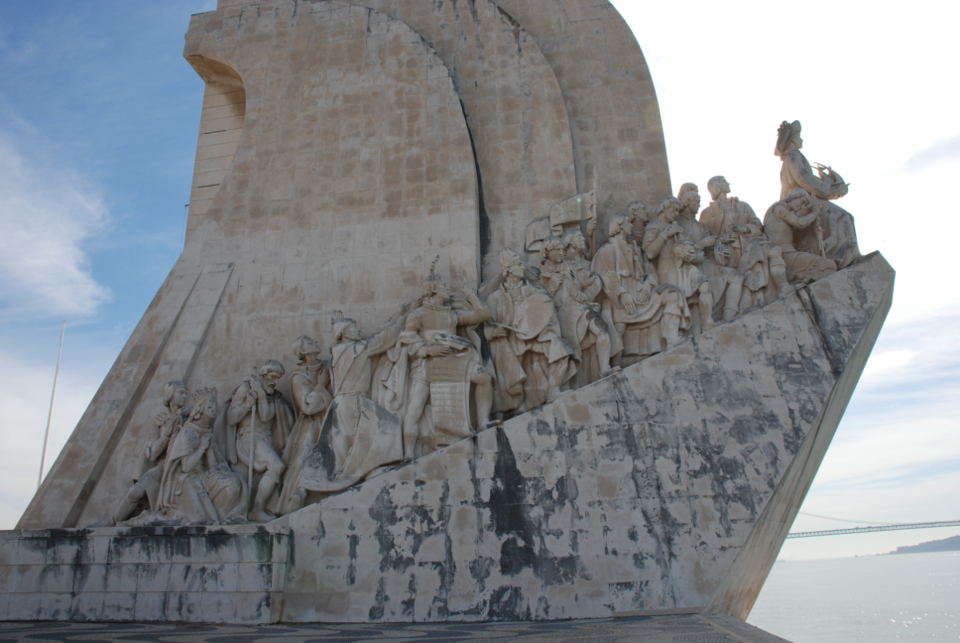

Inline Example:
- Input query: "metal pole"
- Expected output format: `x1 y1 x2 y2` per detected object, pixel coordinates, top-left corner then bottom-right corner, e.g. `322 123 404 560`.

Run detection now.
38 320 65 490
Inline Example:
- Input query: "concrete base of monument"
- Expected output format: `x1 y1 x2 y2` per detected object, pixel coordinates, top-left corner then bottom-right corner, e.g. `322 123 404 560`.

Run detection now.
0 525 290 623
0 253 893 626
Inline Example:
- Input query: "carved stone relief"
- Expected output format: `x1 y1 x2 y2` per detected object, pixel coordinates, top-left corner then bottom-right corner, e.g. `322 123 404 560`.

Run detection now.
92 116 864 528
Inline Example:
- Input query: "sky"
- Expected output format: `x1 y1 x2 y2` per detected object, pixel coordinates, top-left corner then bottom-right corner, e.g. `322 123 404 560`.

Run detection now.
0 0 957 565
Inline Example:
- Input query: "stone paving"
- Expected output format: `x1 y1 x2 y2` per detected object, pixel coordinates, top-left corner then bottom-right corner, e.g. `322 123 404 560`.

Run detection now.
0 615 792 642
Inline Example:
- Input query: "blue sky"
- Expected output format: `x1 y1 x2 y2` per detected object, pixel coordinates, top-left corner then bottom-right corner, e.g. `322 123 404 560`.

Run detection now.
0 0 958 562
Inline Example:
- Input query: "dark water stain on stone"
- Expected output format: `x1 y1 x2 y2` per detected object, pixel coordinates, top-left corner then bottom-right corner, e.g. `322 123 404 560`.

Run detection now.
401 572 417 617
368 577 388 620
369 487 414 574
488 585 529 620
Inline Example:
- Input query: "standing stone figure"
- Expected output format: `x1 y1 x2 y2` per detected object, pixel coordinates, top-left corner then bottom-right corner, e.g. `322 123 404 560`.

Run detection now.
291 315 404 497
224 361 294 523
401 266 494 459
565 227 624 366
539 235 614 388
592 214 685 366
675 185 743 322
776 120 860 269
484 248 578 415
700 176 789 308
643 196 713 335
92 381 189 526
277 336 333 515
156 388 245 524
763 188 838 282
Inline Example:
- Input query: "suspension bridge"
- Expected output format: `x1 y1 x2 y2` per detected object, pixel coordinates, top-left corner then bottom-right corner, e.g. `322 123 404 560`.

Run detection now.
787 520 960 539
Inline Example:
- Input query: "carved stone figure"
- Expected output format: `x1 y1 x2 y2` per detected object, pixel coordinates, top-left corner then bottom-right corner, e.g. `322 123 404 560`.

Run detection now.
484 248 578 415
291 316 403 498
539 235 614 388
592 214 686 365
643 197 713 335
91 381 189 527
155 388 246 524
277 336 333 515
676 185 743 322
400 266 494 459
776 120 860 269
700 176 789 308
224 361 295 523
763 188 838 282
565 228 624 363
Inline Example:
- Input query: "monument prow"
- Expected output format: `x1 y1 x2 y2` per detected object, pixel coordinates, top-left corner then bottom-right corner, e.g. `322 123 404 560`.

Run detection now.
3 0 887 630
0 253 892 622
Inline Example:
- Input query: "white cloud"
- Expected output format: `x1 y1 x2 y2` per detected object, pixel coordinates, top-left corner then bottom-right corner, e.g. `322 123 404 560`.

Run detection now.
0 349 101 529
905 133 960 172
0 137 110 317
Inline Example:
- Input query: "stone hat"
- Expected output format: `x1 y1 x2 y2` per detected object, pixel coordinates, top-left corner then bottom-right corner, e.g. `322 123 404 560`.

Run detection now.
333 318 355 342
775 120 801 157
500 247 522 272
331 311 356 342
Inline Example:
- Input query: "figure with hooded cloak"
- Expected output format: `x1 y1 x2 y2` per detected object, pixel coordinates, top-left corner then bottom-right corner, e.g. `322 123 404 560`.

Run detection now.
221 360 294 523
484 248 578 415
776 120 860 269
539 234 614 388
277 336 333 515
292 314 403 496
153 387 245 524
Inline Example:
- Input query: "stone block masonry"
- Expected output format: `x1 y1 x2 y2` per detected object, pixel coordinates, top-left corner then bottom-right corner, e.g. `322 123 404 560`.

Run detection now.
0 525 290 623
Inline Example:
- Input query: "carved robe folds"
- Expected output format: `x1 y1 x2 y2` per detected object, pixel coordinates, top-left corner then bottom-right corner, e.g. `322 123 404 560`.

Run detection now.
400 304 491 453
485 282 577 414
278 362 333 514
157 420 245 524
295 325 403 494
700 198 786 306
592 236 673 360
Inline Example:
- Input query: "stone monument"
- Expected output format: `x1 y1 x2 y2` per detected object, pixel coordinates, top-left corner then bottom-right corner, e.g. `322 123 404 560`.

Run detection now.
0 0 891 629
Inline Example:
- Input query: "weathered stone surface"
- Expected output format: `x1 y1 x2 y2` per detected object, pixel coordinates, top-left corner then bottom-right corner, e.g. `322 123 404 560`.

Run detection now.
0 525 290 623
346 0 579 280
9 0 885 628
272 253 893 622
19 264 235 529
492 0 672 217
20 0 481 530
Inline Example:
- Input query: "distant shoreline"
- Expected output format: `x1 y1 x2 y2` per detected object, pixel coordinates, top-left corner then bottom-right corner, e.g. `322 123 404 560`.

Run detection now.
888 534 960 555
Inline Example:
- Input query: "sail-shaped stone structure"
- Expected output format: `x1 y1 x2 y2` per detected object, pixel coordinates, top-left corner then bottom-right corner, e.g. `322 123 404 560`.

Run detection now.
0 0 890 629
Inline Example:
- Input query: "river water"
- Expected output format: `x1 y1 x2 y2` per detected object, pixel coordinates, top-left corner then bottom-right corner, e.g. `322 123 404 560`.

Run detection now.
747 552 960 641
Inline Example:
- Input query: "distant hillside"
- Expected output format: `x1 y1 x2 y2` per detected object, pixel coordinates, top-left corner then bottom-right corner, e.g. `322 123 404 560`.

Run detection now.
890 535 960 555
